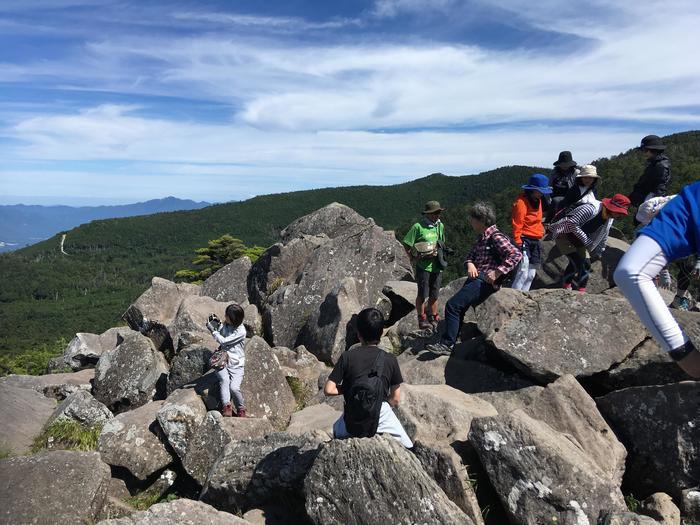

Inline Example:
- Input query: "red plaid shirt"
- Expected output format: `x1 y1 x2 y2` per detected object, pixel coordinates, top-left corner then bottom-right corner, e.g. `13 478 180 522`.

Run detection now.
464 225 522 277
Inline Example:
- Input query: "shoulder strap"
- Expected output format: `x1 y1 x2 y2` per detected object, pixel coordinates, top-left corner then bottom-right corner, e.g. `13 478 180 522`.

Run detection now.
369 348 386 377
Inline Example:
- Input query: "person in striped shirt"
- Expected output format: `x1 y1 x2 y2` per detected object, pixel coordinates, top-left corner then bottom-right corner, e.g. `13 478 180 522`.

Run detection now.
427 202 522 356
548 194 631 292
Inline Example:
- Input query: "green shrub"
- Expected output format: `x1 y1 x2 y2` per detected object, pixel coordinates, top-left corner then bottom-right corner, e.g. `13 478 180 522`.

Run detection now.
625 494 640 513
0 337 68 377
126 491 178 511
286 376 311 411
31 419 102 453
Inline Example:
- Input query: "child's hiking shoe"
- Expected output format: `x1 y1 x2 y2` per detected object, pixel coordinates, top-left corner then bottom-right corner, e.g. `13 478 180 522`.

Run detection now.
428 314 441 330
671 296 691 311
221 403 233 417
576 287 586 293
562 283 573 290
236 407 247 418
418 313 432 330
425 342 453 356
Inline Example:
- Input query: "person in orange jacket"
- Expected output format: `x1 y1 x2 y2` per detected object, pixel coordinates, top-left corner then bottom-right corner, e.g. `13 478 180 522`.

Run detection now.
511 173 552 291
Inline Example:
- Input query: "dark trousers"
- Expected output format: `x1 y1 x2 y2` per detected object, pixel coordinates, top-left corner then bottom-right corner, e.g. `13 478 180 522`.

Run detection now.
563 251 591 289
442 276 495 345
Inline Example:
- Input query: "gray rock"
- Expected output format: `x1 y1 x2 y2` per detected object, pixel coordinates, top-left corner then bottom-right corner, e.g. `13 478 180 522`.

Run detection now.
412 440 484 525
520 374 627 485
156 389 207 460
239 336 297 429
395 384 497 443
254 205 411 354
475 288 647 382
0 450 111 525
641 493 681 525
285 404 340 436
680 488 700 525
93 332 169 413
243 303 263 337
304 436 472 525
166 345 211 395
167 295 229 352
296 277 362 363
469 409 626 525
183 411 274 486
382 280 417 324
122 277 200 353
97 498 251 524
596 381 700 498
473 385 546 415
280 202 369 242
533 237 629 293
0 368 94 400
47 390 113 428
201 432 326 513
201 256 252 304
63 327 132 371
98 401 173 481
598 511 662 525
0 383 56 455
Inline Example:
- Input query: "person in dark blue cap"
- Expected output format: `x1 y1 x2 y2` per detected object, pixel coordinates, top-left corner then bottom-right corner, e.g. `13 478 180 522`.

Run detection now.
629 135 671 222
511 173 552 291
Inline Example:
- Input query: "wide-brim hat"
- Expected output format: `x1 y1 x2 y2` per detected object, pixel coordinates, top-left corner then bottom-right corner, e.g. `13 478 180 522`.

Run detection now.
522 173 553 194
602 194 631 215
576 164 600 179
553 150 577 169
639 135 666 151
422 200 445 214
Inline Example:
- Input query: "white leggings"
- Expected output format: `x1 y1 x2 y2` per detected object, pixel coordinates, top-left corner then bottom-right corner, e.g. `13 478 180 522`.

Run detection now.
511 250 537 291
614 235 688 352
217 364 245 408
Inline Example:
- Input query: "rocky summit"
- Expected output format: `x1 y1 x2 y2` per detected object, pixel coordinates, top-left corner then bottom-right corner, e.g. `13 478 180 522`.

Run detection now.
0 203 698 525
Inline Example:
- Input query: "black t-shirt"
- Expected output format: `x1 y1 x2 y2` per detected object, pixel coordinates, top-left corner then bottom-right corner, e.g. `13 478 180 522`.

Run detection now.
328 345 403 403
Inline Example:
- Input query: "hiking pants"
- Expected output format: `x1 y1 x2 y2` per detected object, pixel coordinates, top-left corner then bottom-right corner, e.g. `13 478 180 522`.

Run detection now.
614 235 688 352
217 364 245 409
442 276 495 345
563 248 591 289
511 237 541 291
333 402 413 448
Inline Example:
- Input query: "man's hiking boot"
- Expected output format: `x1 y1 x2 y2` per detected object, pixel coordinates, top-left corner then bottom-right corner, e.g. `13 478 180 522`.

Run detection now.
428 314 441 330
426 342 453 356
671 296 691 311
418 314 432 330
236 407 247 418
221 403 233 417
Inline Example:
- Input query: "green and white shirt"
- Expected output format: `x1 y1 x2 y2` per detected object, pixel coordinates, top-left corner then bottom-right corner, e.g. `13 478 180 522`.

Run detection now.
402 218 445 273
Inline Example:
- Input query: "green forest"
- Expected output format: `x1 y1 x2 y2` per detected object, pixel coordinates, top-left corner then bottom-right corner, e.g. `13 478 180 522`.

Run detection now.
1 130 699 374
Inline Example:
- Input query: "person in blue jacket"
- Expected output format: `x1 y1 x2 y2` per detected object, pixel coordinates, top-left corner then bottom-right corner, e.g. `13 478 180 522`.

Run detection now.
614 180 700 378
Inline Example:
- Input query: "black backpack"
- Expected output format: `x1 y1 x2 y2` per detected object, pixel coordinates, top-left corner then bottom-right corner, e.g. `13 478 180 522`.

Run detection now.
344 350 386 438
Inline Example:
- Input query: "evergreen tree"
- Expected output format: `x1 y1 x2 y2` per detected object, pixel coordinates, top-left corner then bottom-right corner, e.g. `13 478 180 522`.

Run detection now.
175 234 265 283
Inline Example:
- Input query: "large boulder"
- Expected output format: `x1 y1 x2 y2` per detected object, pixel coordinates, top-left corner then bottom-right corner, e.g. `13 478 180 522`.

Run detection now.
395 384 497 443
252 204 412 357
183 411 275 485
63 327 131 370
0 368 94 400
285 404 340 436
304 436 473 525
533 237 629 293
596 381 700 498
272 344 327 400
0 450 110 525
97 498 252 524
93 332 169 413
519 374 627 485
46 390 113 428
243 304 263 337
201 432 326 513
167 295 229 353
296 277 362 363
239 336 297 428
98 401 173 481
469 409 626 525
640 492 681 525
680 488 700 525
0 383 56 455
156 388 207 461
165 344 212 395
381 280 416 324
122 277 200 353
475 288 647 382
201 256 252 304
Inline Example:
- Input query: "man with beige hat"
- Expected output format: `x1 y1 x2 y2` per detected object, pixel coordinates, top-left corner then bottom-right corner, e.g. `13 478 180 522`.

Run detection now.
402 201 446 330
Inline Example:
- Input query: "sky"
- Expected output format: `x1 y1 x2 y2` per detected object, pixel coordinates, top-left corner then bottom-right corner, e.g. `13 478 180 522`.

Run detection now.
1 0 700 205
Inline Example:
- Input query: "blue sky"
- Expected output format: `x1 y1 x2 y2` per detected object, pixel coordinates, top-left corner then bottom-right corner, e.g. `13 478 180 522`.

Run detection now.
1 0 700 205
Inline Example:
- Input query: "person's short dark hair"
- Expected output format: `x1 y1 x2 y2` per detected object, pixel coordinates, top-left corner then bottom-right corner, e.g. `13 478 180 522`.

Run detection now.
225 303 245 328
356 307 384 344
468 201 497 227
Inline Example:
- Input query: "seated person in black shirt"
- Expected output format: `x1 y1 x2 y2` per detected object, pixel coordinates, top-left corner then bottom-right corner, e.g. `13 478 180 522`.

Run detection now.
324 307 413 448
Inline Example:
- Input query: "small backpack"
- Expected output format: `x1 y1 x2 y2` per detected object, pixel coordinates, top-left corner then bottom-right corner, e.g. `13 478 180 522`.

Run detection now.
209 349 229 370
344 350 387 438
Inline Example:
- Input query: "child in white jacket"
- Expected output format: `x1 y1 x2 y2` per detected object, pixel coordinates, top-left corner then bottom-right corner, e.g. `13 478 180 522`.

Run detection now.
207 303 247 417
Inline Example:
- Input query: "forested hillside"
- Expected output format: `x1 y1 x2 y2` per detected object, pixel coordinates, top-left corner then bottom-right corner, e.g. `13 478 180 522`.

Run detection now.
1 130 699 371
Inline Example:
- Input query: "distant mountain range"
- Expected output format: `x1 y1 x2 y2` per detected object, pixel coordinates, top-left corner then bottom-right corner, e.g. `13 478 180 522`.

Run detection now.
0 197 211 252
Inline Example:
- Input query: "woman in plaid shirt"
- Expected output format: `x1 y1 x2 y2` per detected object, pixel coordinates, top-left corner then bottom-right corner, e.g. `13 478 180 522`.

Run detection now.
428 202 522 356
